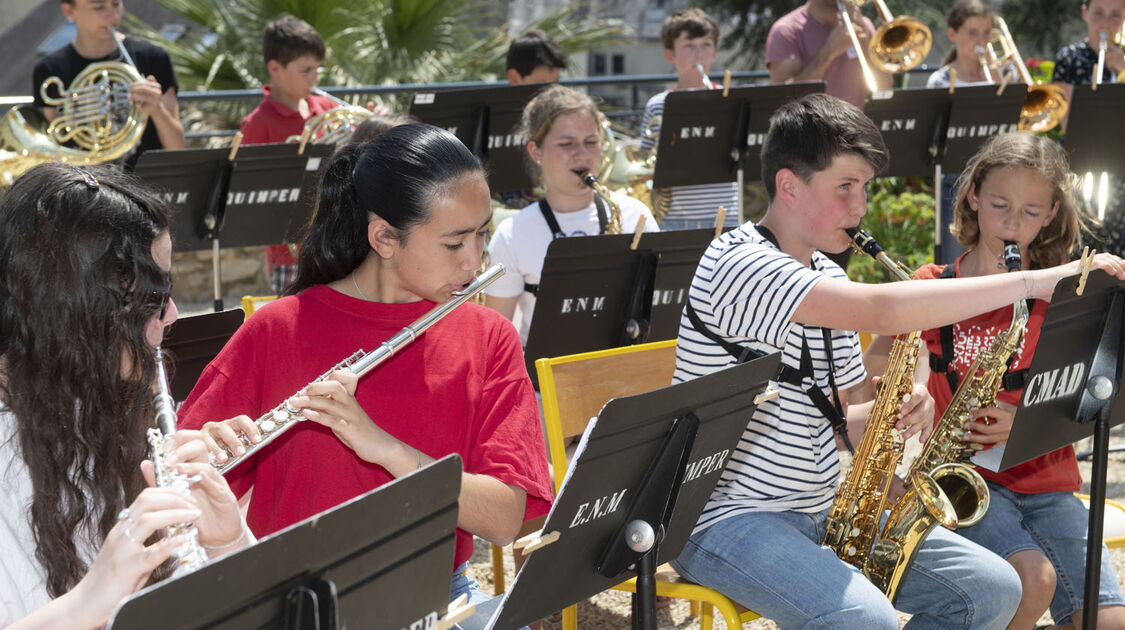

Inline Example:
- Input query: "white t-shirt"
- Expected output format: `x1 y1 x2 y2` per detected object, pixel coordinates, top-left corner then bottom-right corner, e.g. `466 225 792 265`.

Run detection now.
486 193 659 345
640 90 740 227
673 224 866 533
0 406 97 624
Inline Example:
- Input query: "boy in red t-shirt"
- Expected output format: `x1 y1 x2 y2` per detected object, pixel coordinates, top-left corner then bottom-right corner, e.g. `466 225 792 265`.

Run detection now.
241 14 337 293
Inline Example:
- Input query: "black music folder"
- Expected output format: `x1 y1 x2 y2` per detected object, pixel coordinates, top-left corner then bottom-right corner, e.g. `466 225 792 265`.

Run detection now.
992 270 1125 630
652 82 824 188
486 355 781 629
408 83 547 196
135 143 332 251
522 229 716 383
1065 83 1125 177
161 309 244 402
107 454 463 630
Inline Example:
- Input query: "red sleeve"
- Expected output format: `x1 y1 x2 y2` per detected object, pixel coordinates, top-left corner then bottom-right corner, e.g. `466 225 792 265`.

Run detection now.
239 103 272 145
468 316 554 522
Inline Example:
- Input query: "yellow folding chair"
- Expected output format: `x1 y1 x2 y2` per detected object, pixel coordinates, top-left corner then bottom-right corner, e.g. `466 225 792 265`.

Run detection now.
534 339 761 630
1076 494 1125 549
240 294 278 319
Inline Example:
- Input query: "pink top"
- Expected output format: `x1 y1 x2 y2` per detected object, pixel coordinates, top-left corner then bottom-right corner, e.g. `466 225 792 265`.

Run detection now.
765 4 875 108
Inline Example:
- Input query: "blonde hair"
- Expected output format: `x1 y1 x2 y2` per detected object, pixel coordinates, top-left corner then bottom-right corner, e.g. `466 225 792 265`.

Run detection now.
951 132 1089 267
519 85 602 178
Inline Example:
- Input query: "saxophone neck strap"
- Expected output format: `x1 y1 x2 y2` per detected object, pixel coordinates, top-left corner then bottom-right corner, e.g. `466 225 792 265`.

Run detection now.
526 196 609 295
683 230 853 452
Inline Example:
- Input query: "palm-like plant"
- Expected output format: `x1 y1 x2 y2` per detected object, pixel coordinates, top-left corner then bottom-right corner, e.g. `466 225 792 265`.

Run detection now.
127 0 623 130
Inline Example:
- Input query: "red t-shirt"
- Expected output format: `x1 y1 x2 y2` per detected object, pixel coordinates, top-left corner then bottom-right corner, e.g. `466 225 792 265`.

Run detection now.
240 85 338 269
916 260 1081 494
178 285 554 567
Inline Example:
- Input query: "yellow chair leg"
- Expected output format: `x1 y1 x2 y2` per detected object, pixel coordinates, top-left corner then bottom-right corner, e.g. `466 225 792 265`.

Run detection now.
490 543 505 595
690 600 700 618
562 603 578 630
699 602 714 630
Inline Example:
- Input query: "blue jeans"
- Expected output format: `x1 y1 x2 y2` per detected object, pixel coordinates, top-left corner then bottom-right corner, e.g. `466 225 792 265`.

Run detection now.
671 507 1021 630
956 484 1125 625
450 562 527 630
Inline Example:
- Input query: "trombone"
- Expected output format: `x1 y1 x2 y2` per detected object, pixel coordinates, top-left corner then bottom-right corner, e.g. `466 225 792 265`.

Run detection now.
980 17 1068 133
837 0 933 94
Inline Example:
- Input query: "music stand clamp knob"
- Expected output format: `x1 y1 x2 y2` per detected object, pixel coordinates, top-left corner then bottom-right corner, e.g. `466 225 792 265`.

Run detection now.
1089 375 1115 400
625 520 656 553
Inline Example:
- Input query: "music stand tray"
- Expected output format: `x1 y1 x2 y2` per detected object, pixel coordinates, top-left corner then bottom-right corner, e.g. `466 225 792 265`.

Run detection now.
486 354 781 630
107 454 463 630
653 82 824 188
134 147 233 252
988 270 1125 630
522 229 715 383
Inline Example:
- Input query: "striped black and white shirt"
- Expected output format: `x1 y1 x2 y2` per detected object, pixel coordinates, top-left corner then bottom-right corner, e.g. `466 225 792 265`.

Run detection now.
641 90 740 228
674 224 865 534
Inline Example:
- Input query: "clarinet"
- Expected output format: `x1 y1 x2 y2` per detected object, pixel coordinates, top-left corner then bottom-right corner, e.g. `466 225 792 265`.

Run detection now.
150 348 210 576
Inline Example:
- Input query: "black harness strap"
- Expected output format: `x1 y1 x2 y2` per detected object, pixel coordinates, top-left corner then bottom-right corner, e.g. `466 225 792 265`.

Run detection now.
927 262 1032 393
683 226 853 452
524 195 610 296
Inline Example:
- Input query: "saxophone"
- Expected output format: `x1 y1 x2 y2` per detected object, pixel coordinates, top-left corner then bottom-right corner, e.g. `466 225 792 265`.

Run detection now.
823 228 945 604
877 242 1028 585
580 171 623 234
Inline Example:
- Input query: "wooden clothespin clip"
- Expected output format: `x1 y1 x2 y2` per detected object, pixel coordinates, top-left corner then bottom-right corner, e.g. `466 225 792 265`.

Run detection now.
948 69 957 94
996 72 1011 96
630 215 647 250
433 594 476 630
297 127 312 156
513 528 561 555
1077 246 1096 296
754 387 781 405
227 132 243 161
714 206 727 240
722 70 732 97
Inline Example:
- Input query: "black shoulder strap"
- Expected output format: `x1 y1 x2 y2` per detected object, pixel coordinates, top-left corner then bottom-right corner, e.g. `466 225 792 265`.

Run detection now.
526 197 609 295
683 278 853 452
925 264 961 393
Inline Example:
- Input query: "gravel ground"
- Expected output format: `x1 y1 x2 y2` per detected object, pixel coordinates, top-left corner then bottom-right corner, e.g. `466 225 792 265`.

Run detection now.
468 428 1125 629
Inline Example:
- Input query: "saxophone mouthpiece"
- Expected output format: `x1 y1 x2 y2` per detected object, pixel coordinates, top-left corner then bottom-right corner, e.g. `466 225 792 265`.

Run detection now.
847 227 885 258
579 170 597 188
1002 241 1022 272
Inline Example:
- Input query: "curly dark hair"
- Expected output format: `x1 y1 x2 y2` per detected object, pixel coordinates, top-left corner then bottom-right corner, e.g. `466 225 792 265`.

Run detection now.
0 162 171 597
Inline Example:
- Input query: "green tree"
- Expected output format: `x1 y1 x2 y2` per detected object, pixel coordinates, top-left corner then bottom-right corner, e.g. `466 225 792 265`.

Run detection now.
126 0 622 127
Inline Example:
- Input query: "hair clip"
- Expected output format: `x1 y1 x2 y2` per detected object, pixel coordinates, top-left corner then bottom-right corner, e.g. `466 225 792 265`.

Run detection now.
71 167 99 190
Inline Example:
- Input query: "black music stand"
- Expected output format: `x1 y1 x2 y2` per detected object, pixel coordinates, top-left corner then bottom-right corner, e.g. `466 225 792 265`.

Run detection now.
135 143 331 311
1064 84 1125 177
107 454 464 630
521 229 714 385
983 270 1125 630
161 309 244 402
485 354 781 630
408 84 547 196
653 82 824 223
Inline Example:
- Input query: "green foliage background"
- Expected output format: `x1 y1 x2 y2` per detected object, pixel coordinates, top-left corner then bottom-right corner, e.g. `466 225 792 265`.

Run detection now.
847 177 936 284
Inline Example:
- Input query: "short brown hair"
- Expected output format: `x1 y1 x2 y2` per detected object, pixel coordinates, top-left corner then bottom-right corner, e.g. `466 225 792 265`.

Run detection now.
760 93 889 201
951 132 1087 267
661 8 720 50
263 14 325 67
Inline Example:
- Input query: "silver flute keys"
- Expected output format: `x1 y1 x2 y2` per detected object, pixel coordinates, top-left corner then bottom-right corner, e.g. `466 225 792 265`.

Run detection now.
152 348 209 577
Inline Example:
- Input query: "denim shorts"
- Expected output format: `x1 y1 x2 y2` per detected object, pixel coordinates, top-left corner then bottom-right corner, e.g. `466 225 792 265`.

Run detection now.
956 483 1125 625
671 506 1021 630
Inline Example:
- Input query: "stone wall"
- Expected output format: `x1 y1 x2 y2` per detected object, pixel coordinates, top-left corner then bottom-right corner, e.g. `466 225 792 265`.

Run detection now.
171 246 273 315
